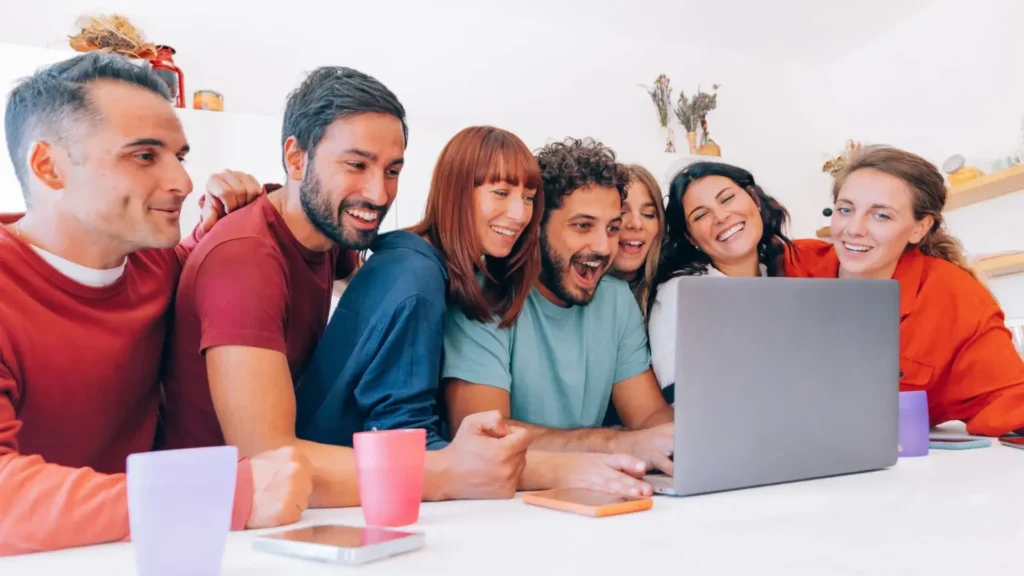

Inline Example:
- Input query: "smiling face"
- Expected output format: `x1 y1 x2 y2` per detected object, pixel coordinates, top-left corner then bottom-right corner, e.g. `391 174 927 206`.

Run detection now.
299 112 405 250
831 169 933 279
59 80 192 251
613 179 661 278
540 185 623 306
473 180 536 258
681 174 763 270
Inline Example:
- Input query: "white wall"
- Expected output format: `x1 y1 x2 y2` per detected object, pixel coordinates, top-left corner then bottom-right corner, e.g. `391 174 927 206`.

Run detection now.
822 0 1024 316
0 0 833 240
0 43 310 236
2 1 1019 309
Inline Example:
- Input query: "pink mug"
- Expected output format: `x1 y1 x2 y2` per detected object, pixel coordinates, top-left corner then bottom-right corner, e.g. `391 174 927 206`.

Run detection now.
353 428 426 527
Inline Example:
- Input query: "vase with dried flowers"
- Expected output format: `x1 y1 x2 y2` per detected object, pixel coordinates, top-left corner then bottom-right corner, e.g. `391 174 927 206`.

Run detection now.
674 84 721 156
673 90 698 154
641 74 676 153
693 85 720 156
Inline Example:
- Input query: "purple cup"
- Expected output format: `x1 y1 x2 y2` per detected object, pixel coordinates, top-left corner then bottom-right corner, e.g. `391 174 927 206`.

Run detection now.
898 391 930 457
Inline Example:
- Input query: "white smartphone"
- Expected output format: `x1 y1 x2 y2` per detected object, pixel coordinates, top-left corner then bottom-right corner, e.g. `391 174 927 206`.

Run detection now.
253 524 425 565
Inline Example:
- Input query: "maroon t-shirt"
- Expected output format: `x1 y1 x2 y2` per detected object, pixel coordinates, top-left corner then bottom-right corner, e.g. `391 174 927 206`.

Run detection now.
159 193 341 449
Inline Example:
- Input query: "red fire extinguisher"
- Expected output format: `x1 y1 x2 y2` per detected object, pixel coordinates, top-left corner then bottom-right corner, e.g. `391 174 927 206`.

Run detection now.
149 45 185 108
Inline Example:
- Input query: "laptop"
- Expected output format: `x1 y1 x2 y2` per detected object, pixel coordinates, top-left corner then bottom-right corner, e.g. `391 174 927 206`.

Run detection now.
646 276 900 497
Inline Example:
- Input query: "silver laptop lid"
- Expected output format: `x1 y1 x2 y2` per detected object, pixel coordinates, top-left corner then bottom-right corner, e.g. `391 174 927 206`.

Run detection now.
672 276 900 496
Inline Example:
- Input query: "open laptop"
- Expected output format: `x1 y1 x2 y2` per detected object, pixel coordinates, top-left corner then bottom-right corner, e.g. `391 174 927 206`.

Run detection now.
646 276 900 497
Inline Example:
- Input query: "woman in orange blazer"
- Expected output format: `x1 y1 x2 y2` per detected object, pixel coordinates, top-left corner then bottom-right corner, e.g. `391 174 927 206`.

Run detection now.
788 146 1024 436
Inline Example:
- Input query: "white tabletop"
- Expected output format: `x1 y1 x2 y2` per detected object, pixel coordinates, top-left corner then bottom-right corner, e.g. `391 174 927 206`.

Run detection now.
5 432 1024 575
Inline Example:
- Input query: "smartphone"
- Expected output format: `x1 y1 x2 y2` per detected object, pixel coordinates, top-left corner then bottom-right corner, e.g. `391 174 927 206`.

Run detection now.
999 436 1024 450
522 488 653 517
253 524 424 565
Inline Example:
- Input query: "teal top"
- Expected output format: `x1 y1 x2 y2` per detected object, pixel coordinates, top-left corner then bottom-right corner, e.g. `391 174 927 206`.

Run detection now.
441 276 651 429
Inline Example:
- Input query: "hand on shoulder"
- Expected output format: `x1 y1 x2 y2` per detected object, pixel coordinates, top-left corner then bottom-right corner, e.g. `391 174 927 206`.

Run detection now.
198 170 267 232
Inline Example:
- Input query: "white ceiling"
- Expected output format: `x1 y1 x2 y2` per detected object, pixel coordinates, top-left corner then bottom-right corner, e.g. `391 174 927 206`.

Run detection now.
1 0 938 63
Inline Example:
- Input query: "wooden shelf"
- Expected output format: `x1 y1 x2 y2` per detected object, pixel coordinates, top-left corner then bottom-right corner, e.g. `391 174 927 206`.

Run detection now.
976 252 1024 278
946 164 1024 211
816 226 830 238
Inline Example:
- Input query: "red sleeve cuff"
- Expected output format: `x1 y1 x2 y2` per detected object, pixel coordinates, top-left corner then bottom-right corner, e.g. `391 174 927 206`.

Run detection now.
230 458 254 531
200 330 287 356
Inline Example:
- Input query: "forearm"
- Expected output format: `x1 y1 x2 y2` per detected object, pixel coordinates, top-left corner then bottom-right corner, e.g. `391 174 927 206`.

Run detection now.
963 386 1024 437
518 450 563 491
510 420 624 453
422 450 453 502
0 453 128 555
294 439 359 509
637 405 673 429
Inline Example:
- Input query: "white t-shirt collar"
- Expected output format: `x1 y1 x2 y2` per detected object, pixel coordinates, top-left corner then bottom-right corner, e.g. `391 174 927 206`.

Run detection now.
28 244 127 287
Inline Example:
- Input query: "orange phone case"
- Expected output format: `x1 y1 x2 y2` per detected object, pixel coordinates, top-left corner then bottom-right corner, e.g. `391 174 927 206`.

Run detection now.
521 488 653 517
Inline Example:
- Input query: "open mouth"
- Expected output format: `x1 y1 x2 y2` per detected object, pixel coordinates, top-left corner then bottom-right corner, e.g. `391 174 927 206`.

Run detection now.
716 222 745 242
842 241 873 255
619 240 645 255
571 258 603 287
490 225 519 242
344 207 381 228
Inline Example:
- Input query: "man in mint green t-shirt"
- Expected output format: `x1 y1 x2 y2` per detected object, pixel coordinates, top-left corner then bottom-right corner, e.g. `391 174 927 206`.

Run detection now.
443 137 674 497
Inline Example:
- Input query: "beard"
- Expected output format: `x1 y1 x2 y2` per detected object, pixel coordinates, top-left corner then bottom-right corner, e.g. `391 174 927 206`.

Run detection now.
299 168 388 250
539 227 610 307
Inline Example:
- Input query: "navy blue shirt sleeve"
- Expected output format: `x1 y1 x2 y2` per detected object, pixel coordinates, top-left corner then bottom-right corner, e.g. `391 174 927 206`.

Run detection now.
353 293 449 450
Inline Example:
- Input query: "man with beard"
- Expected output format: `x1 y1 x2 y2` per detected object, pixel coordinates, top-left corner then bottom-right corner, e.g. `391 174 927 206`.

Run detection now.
160 66 530 508
443 138 675 492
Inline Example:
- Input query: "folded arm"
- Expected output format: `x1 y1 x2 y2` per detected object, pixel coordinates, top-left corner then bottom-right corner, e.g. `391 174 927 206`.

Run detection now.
207 345 359 509
0 366 249 556
452 383 624 452
354 294 448 450
444 380 651 495
946 309 1024 436
447 367 670 452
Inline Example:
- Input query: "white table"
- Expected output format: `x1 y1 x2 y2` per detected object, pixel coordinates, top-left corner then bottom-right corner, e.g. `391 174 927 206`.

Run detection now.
5 433 1024 575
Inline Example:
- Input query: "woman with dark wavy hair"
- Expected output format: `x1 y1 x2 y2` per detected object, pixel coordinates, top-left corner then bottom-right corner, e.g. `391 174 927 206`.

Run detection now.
646 161 794 401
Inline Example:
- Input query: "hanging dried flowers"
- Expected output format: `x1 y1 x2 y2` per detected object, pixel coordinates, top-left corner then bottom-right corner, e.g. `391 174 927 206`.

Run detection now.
640 74 676 152
674 84 720 155
673 90 697 133
641 74 673 128
68 14 158 60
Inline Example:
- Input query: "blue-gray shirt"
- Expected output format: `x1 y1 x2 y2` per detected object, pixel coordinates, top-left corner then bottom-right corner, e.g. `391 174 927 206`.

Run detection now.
441 276 651 429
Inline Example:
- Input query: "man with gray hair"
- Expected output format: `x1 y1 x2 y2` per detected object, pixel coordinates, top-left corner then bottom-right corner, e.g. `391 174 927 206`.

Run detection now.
0 52 311 556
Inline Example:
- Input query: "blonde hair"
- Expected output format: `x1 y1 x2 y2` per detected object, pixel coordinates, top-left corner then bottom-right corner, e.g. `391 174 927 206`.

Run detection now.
623 164 666 319
832 145 976 278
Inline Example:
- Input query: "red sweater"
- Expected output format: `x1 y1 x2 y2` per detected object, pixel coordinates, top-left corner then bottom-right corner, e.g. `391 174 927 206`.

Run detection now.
0 215 251 556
